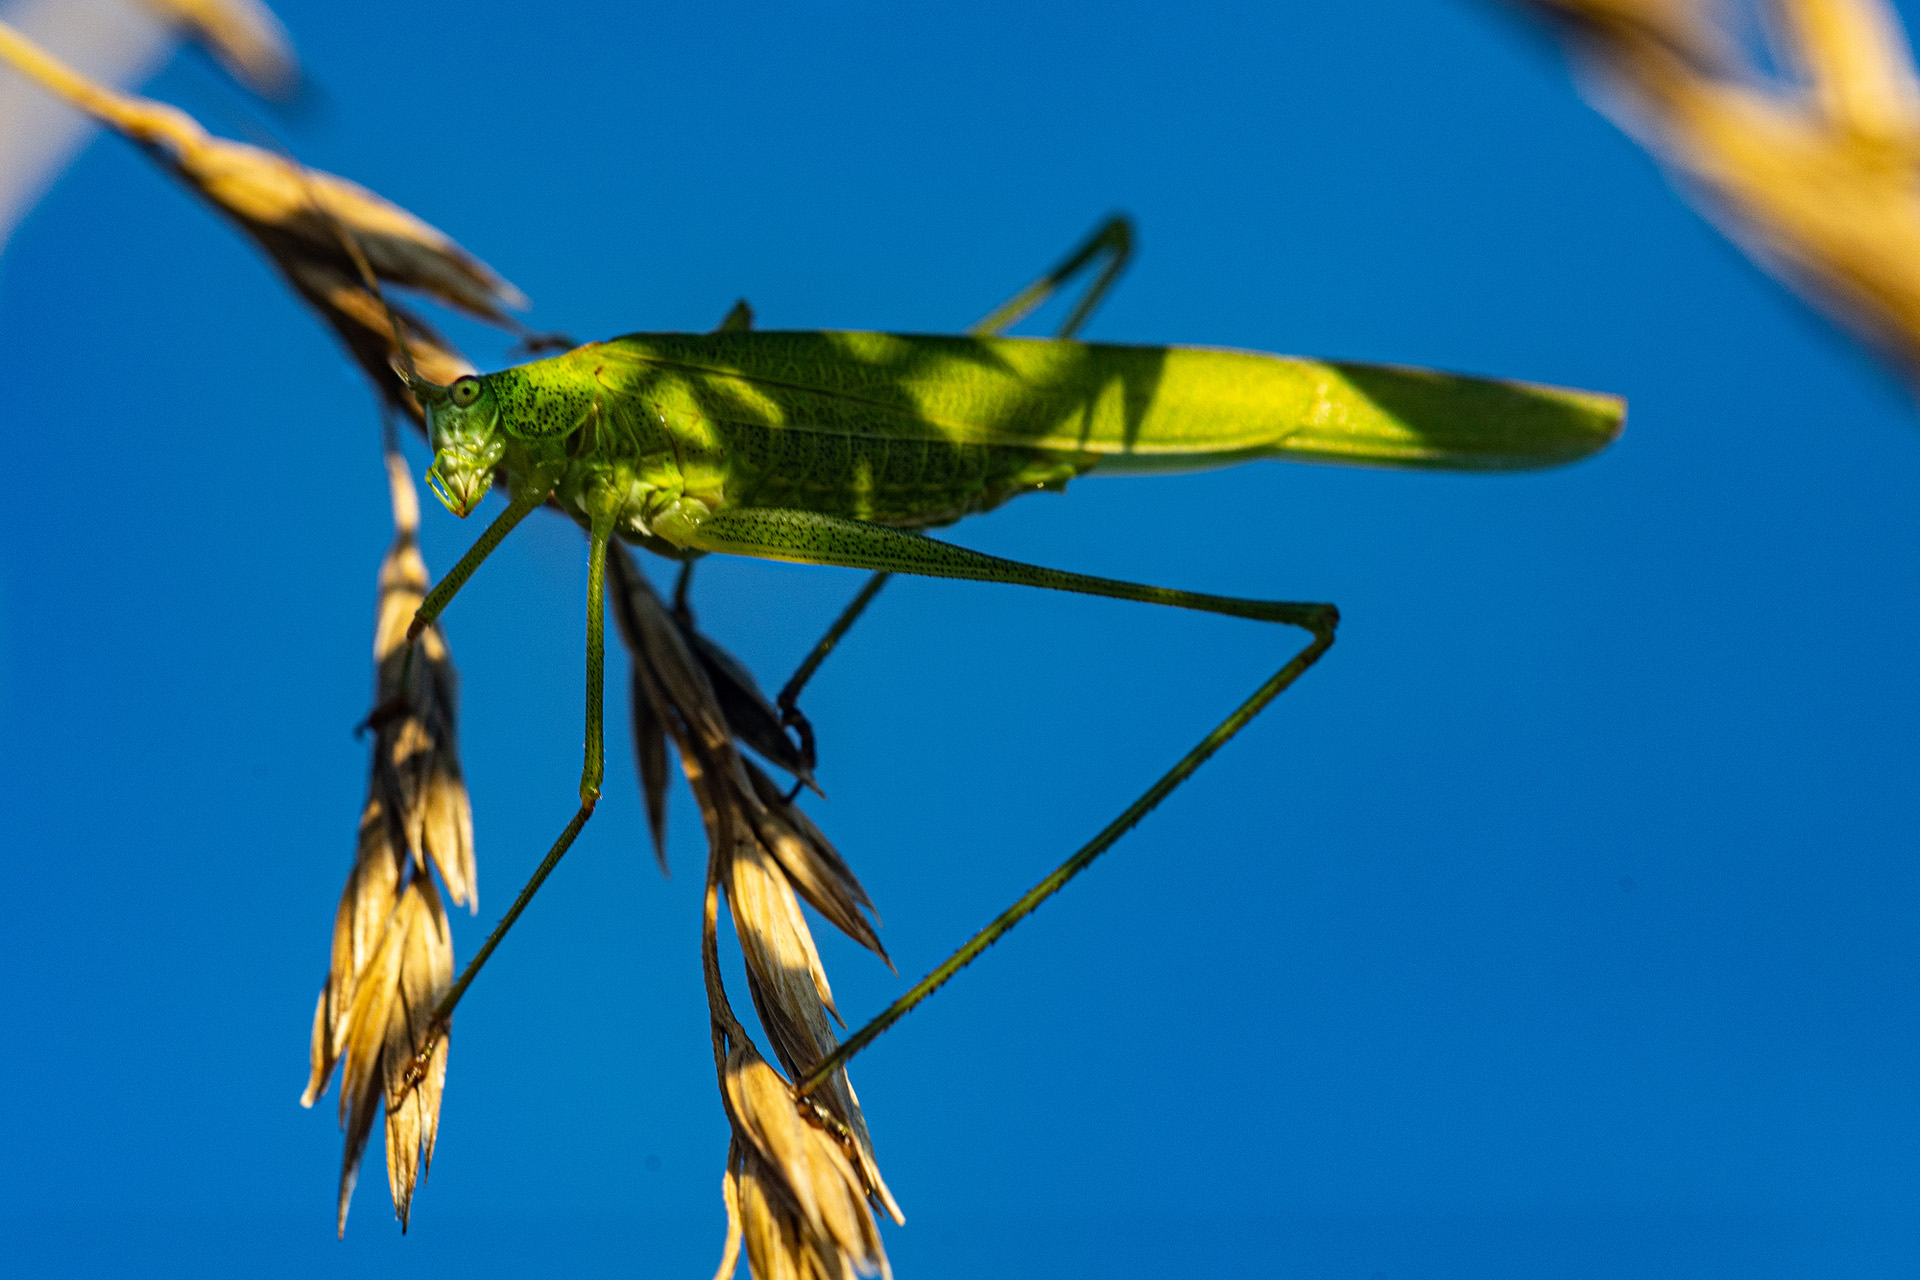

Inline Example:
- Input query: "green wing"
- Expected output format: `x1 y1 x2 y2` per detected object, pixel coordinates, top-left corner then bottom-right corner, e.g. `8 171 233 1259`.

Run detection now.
587 331 1624 473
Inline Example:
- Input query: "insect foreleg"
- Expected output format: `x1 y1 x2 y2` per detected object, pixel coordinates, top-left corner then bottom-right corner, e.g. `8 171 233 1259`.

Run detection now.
657 506 1336 1092
400 512 616 1094
362 478 555 736
406 480 555 642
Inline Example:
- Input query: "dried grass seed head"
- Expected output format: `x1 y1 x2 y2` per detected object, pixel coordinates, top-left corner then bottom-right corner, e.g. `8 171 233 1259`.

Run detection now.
333 870 453 1236
0 24 521 415
719 1044 892 1280
134 0 300 100
369 452 476 907
305 456 468 1239
1519 0 1920 373
724 832 901 1227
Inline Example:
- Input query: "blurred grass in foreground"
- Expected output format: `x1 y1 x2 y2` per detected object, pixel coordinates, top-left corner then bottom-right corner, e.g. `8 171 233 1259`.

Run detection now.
1507 0 1920 383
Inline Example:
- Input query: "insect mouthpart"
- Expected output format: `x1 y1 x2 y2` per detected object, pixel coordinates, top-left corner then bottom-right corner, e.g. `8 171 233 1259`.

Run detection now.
425 396 507 517
425 452 495 517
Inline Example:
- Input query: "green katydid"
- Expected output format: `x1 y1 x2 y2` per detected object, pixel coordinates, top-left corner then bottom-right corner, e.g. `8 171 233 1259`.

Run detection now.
381 218 1624 1092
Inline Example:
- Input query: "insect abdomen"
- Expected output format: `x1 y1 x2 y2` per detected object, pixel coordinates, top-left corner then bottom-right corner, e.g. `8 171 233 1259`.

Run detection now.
715 420 1088 529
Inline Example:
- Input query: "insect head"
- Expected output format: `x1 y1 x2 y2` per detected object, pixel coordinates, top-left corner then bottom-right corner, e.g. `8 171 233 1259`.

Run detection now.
424 374 507 517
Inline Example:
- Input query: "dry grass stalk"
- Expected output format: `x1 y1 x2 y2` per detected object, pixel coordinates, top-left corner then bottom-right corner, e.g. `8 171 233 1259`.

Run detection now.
133 0 299 99
301 451 470 1234
367 448 477 909
609 547 902 1277
1508 0 1920 376
0 20 519 418
706 873 896 1280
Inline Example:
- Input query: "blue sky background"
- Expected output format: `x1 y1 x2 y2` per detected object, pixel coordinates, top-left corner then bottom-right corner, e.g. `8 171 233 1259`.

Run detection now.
3 1 1919 1276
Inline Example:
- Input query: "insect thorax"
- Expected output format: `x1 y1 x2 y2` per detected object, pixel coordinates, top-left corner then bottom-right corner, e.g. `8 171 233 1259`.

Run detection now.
489 363 599 440
483 354 714 541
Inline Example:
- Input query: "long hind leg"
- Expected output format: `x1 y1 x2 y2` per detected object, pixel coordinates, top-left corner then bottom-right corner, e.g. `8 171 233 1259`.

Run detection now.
653 506 1336 1093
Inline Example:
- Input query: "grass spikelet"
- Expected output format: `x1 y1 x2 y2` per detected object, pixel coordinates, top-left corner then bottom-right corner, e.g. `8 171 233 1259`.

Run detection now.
612 544 901 1274
303 794 405 1111
332 868 453 1236
1510 0 1920 376
378 871 454 1232
738 759 885 963
133 0 300 100
722 1109 889 1280
302 448 469 1235
707 878 895 1280
368 449 476 909
724 827 902 1227
630 659 673 869
0 20 519 416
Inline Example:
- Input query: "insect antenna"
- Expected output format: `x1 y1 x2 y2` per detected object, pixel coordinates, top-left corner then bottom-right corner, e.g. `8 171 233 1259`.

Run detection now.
313 181 436 395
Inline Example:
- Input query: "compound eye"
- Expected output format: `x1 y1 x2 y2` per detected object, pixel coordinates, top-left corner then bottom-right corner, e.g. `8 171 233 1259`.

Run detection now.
450 375 482 408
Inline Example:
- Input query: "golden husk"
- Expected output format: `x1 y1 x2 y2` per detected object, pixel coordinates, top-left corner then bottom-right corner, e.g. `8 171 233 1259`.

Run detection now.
639 544 899 1279
0 21 519 418
720 1048 892 1280
301 453 469 1234
133 0 299 99
1511 0 1920 376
